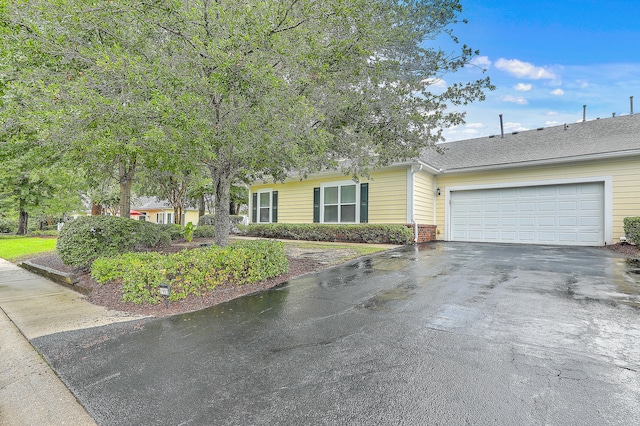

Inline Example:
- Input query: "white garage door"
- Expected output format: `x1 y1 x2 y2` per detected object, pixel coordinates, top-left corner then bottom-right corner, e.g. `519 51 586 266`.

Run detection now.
450 182 604 246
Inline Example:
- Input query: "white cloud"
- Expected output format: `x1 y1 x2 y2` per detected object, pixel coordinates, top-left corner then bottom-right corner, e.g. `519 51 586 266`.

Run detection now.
514 83 532 92
576 79 589 88
502 95 528 105
422 78 447 89
545 120 561 126
469 56 492 69
546 111 559 116
504 122 528 132
465 122 485 129
551 88 564 96
495 58 557 80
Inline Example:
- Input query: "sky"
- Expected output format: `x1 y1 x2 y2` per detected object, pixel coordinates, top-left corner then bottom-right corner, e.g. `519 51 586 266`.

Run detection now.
433 0 640 141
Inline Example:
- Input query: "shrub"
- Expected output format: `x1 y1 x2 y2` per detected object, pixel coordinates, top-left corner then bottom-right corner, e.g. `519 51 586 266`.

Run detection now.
230 215 244 225
158 224 184 240
198 214 243 226
57 216 171 268
244 223 413 244
193 225 215 238
91 239 288 304
0 216 17 233
29 230 59 237
623 217 640 245
199 214 215 226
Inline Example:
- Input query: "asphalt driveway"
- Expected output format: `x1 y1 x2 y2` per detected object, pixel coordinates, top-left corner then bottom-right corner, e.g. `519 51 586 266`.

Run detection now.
33 242 640 425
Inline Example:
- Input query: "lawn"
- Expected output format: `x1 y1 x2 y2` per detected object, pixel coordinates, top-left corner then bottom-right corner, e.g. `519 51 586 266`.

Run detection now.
0 236 57 262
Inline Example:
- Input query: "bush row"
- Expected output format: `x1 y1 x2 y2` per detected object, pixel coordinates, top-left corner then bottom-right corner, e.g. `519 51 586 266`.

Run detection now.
198 214 244 226
242 223 413 244
90 240 288 304
57 216 172 268
623 217 640 245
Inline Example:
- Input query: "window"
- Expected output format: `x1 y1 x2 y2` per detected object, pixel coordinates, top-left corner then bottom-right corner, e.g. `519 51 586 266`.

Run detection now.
318 182 360 223
166 212 173 224
252 190 278 223
156 213 164 224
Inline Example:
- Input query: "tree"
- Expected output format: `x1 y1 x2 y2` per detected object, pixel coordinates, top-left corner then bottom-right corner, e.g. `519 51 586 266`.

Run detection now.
1 6 83 234
148 0 492 245
5 0 492 245
4 1 176 219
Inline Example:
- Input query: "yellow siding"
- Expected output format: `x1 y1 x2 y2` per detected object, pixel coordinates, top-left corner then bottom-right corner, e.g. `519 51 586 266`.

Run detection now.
434 157 640 243
251 167 409 224
414 171 434 224
184 210 200 225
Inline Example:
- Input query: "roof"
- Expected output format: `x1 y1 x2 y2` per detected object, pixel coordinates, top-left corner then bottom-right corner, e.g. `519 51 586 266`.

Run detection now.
131 196 171 210
421 114 640 173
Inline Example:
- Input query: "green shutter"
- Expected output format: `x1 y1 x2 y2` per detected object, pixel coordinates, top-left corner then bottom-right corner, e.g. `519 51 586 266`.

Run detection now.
360 183 368 223
252 193 257 223
313 187 320 223
271 191 278 223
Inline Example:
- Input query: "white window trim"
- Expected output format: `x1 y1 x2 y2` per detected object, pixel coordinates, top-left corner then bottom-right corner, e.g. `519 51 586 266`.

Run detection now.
256 189 273 223
320 180 360 224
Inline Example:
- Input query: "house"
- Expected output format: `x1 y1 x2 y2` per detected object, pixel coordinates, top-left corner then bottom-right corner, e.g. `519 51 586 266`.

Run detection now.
249 113 640 246
131 196 200 225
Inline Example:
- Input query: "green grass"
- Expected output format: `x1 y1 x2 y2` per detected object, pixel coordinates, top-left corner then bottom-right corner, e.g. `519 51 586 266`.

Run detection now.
0 236 57 262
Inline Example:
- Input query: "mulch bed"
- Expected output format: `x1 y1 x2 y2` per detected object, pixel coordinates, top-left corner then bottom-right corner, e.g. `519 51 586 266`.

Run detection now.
27 238 325 318
605 242 640 257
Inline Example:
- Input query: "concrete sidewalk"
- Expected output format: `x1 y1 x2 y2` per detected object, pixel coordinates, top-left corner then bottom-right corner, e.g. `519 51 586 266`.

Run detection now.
0 258 143 425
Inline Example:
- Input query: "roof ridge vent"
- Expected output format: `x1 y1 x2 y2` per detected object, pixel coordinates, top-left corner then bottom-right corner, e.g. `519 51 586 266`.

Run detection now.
536 127 544 131
512 131 519 135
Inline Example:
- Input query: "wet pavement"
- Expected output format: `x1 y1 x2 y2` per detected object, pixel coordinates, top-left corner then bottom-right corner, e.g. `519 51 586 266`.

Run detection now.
33 242 640 425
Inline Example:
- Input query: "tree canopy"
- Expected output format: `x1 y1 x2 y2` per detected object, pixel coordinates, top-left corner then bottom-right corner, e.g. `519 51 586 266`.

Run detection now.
3 0 492 243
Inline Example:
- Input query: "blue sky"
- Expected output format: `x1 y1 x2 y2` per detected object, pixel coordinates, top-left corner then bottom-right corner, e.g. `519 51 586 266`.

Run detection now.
435 0 640 141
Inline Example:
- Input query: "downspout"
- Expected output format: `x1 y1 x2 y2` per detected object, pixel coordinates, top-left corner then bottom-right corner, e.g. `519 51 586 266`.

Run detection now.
411 164 423 244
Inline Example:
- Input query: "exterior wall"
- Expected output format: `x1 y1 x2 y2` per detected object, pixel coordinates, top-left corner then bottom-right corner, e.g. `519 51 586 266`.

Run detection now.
250 167 409 224
413 170 435 224
135 209 200 225
434 156 640 244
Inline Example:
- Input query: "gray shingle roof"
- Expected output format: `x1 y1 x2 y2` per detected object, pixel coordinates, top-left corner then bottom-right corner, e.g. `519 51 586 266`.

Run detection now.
421 114 640 173
131 196 171 210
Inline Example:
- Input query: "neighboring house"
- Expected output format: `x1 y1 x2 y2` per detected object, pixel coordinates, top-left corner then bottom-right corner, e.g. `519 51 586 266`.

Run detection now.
131 196 200 225
249 114 640 246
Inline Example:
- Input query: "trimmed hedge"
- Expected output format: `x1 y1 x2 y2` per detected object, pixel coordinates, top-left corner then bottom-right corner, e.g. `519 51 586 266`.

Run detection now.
243 223 413 244
193 225 215 238
199 214 244 226
623 216 640 245
198 214 215 226
91 239 288 304
57 216 171 268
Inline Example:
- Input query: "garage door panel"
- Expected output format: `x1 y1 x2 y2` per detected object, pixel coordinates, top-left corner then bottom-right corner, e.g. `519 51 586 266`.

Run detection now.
559 217 577 226
538 217 555 226
559 186 578 195
538 202 556 212
450 182 604 246
559 201 578 211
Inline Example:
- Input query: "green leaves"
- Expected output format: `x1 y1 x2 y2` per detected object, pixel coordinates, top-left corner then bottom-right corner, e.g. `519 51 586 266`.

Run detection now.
90 239 289 304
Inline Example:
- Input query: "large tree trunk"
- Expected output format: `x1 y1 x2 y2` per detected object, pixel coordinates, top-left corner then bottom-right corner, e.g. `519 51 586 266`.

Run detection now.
16 207 28 235
198 194 205 217
211 169 232 247
118 156 136 219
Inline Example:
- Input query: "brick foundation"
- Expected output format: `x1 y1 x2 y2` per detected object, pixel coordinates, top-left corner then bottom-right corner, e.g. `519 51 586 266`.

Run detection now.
405 224 437 243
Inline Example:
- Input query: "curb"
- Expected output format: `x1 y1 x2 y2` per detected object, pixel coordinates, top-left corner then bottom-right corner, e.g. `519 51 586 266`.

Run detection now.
17 261 89 294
